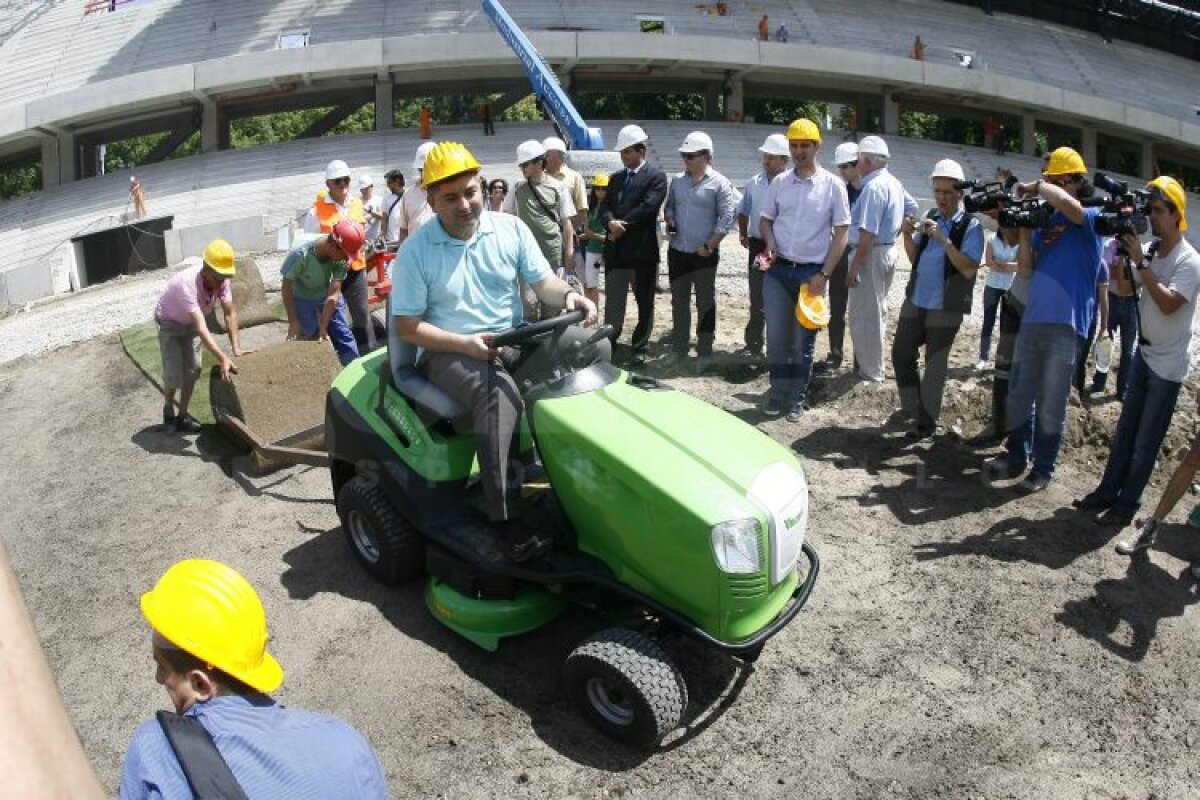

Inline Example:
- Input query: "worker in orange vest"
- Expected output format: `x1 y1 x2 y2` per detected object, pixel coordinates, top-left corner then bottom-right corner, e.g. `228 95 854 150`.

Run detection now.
303 160 373 352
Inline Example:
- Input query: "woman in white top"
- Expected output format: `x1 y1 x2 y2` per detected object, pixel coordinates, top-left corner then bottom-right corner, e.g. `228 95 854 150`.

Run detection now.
977 225 1019 369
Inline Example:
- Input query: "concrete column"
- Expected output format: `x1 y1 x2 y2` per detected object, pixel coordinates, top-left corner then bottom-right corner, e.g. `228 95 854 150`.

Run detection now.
704 84 721 122
723 73 743 122
881 87 899 136
1141 140 1156 179
57 132 78 183
41 137 61 189
854 98 869 132
200 98 227 154
375 78 393 131
1020 113 1036 156
1079 126 1097 174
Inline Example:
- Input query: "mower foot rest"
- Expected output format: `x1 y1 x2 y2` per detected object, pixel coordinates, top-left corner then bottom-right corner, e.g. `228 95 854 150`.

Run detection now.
392 365 469 423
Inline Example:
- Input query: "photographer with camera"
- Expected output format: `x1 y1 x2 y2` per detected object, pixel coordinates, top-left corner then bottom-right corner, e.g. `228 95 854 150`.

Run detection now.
1074 176 1200 529
892 159 983 441
983 147 1105 494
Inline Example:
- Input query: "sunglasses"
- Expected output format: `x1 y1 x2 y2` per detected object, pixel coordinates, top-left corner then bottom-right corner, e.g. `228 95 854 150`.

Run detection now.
837 162 855 169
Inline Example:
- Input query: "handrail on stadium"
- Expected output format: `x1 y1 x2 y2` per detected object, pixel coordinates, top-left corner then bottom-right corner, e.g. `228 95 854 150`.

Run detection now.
83 0 135 16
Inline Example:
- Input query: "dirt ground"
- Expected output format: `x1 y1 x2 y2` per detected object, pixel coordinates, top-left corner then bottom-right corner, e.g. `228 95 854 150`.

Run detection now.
2 260 1199 799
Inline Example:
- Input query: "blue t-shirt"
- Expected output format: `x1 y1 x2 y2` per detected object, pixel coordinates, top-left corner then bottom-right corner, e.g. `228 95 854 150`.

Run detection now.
1024 206 1104 337
119 695 388 800
911 210 985 310
391 210 552 334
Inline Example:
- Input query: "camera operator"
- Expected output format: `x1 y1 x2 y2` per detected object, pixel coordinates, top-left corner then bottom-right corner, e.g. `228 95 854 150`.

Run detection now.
983 147 1105 494
1074 177 1200 529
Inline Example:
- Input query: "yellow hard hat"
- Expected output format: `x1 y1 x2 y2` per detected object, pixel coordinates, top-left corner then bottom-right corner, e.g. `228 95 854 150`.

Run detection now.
420 141 482 188
1042 146 1087 177
592 173 610 188
795 283 831 330
140 559 283 693
1148 176 1187 231
203 239 236 277
786 118 821 144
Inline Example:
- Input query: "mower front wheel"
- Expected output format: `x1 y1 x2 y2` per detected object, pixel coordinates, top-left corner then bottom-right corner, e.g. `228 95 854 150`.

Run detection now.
562 628 688 747
336 475 424 585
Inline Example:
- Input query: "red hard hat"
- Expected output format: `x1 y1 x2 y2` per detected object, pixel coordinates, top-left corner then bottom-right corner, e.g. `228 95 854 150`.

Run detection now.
330 219 364 260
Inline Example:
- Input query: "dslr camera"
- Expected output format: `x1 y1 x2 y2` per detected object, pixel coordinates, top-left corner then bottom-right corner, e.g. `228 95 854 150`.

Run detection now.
1091 172 1150 238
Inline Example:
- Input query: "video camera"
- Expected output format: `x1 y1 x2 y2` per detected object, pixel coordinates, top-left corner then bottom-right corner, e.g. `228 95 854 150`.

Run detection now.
958 180 1054 228
1091 172 1150 239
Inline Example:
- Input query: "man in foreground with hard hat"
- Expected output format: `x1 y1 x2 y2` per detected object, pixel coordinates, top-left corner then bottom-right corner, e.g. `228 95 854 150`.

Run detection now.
395 141 438 244
893 159 983 441
303 159 373 352
153 239 243 434
984 147 1106 494
597 124 668 366
393 142 604 560
281 219 364 366
736 132 790 360
814 140 863 374
119 559 387 799
758 118 850 421
1074 176 1199 528
663 130 737 374
845 135 909 383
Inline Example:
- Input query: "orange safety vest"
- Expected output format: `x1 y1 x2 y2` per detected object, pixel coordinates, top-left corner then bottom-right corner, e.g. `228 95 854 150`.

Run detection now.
313 190 367 271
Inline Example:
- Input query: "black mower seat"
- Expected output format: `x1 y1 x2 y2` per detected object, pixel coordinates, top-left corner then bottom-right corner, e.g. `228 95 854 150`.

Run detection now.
388 320 469 425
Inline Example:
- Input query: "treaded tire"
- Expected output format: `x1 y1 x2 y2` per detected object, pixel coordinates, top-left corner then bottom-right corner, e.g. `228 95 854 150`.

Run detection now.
562 628 688 747
336 475 424 585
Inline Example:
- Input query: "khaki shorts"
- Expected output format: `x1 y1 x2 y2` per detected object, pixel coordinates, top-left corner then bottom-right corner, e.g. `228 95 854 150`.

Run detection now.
156 318 201 390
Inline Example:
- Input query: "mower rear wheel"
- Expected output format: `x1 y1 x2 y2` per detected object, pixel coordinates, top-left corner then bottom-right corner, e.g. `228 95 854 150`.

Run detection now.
562 628 688 747
336 475 424 585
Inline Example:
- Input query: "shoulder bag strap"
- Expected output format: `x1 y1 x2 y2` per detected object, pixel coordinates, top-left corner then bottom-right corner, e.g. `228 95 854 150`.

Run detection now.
156 711 250 800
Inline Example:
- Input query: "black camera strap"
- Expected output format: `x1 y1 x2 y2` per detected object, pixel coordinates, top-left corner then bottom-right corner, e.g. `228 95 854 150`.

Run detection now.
907 209 975 313
155 711 250 800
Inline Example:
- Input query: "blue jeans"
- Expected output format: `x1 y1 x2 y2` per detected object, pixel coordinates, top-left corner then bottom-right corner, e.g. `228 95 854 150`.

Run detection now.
1091 293 1138 398
294 294 359 366
764 262 820 406
1004 323 1078 478
1094 352 1182 515
978 285 1006 361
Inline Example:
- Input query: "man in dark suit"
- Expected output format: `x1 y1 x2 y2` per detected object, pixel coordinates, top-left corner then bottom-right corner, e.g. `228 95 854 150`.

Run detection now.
598 124 668 365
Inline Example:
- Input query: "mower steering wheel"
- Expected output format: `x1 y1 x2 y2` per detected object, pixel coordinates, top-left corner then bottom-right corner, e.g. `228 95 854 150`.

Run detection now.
492 310 586 348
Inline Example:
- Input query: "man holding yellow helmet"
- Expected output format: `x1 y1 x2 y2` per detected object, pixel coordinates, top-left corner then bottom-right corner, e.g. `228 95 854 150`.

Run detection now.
119 559 387 799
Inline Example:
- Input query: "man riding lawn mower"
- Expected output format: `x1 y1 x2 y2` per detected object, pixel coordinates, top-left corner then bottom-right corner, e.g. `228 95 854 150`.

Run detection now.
325 142 819 747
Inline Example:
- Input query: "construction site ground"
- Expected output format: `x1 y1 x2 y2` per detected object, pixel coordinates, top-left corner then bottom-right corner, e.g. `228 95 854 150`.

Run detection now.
1 243 1198 798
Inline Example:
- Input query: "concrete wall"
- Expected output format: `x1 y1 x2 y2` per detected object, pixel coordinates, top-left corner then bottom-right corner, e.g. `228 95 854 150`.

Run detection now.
163 216 275 266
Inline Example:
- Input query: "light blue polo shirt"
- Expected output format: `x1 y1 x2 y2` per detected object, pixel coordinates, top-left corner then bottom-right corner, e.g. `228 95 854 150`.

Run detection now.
737 171 773 238
850 167 909 247
391 210 552 334
912 209 985 309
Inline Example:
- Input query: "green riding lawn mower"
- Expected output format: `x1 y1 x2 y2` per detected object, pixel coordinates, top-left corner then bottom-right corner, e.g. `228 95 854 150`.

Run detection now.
325 311 819 747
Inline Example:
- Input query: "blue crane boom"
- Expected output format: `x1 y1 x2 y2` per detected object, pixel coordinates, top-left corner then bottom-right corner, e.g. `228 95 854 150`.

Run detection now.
481 0 605 151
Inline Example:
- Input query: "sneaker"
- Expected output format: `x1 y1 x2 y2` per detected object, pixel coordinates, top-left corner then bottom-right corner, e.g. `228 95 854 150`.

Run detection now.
1017 472 1051 494
174 415 202 434
1115 519 1157 555
904 426 938 443
694 355 713 375
784 403 805 423
1072 491 1111 511
758 394 786 417
1096 507 1135 527
982 455 1024 481
885 407 915 428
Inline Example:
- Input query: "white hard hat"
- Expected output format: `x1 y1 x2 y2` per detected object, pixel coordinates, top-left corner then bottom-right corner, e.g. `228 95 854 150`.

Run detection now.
357 173 373 189
833 142 859 166
412 141 437 170
930 158 965 183
542 136 568 154
615 124 649 151
758 133 790 157
857 136 890 158
679 130 714 156
324 159 351 180
516 139 547 164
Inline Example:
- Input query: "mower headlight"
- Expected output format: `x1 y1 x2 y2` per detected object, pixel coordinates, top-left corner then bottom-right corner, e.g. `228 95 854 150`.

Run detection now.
710 519 763 574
